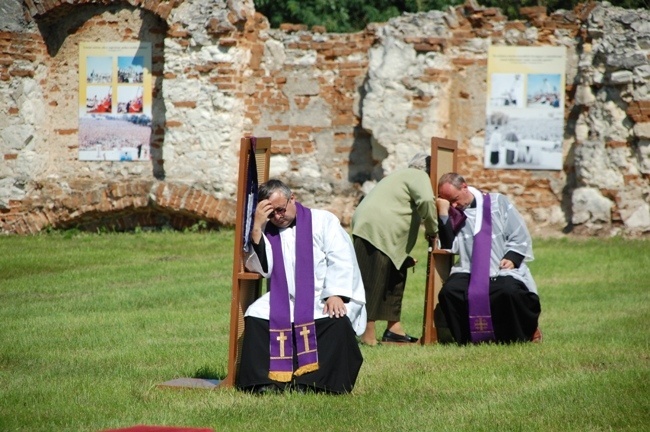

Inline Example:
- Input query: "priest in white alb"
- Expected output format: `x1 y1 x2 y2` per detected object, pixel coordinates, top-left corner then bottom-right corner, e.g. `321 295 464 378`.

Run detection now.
236 179 366 394
436 172 542 345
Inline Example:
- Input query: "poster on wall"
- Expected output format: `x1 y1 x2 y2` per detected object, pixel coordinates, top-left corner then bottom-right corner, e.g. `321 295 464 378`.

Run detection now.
78 42 152 161
485 46 566 170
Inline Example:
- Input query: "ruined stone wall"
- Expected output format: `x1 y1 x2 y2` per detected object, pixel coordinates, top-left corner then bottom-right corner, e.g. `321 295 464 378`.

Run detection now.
1 0 648 236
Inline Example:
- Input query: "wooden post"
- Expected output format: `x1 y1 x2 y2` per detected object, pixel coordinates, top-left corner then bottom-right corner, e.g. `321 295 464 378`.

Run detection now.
220 137 271 387
420 137 457 345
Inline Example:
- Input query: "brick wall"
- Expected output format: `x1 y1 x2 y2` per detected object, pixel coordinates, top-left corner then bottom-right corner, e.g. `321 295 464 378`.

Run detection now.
1 1 648 235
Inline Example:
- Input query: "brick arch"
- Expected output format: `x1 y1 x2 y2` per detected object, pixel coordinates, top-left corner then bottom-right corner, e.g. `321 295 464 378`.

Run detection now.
23 0 181 23
0 181 236 234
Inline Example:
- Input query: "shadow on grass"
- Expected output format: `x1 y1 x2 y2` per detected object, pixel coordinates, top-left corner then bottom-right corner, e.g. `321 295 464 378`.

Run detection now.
192 365 226 381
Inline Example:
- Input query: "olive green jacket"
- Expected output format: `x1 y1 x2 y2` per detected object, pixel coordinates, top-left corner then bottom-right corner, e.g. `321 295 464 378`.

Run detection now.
352 168 438 269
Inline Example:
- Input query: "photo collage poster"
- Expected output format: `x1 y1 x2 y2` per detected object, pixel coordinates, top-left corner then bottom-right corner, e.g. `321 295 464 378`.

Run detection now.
485 46 566 170
78 42 152 161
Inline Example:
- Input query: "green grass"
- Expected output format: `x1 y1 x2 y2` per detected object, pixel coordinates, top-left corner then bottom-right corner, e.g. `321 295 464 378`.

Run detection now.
1 231 648 431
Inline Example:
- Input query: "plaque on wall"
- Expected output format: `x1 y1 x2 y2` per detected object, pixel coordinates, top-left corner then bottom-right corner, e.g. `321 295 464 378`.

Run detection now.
78 42 152 161
484 46 566 171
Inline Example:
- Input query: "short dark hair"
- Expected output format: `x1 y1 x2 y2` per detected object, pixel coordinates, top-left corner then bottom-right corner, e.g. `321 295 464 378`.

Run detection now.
258 179 292 201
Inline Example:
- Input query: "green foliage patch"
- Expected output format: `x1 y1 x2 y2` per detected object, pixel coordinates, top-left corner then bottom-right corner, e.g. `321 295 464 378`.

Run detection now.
254 0 650 32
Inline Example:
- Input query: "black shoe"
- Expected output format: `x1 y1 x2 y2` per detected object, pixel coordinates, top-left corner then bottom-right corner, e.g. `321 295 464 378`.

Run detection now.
250 384 283 395
292 384 339 395
291 383 319 394
381 329 418 344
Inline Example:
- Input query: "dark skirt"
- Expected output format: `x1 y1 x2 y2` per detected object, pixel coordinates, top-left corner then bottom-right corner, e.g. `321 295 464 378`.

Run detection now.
353 235 407 322
438 273 541 345
236 316 363 394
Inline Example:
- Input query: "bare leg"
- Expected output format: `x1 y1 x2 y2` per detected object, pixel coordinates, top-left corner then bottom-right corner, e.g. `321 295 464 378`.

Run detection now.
359 320 378 346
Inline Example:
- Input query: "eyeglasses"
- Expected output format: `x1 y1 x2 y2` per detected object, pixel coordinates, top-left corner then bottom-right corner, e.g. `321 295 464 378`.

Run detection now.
268 197 291 218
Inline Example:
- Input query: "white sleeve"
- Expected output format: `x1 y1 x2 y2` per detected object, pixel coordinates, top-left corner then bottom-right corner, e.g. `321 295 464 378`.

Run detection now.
243 234 273 278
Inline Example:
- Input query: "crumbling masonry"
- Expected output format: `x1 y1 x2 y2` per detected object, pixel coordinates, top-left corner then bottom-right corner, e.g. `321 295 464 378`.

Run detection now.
1 0 648 236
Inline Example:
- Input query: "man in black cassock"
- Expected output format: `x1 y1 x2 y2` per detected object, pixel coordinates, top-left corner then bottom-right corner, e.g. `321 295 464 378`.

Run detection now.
236 180 366 394
436 173 542 345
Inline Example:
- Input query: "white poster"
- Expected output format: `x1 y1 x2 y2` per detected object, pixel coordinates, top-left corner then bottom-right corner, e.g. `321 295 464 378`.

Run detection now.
485 46 566 170
78 42 152 161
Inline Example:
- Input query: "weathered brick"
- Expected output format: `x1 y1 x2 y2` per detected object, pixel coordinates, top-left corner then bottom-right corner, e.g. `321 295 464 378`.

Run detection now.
55 129 77 135
172 101 197 108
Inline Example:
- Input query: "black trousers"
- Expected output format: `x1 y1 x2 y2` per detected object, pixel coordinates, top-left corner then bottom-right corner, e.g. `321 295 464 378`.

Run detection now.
236 316 363 394
438 273 541 345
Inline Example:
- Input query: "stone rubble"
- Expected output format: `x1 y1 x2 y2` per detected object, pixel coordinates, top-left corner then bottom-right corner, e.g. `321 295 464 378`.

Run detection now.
0 0 648 236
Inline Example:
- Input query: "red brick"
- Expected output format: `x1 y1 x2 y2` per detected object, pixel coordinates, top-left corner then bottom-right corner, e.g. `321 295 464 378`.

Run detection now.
606 141 628 148
55 129 77 135
9 69 34 78
172 101 197 108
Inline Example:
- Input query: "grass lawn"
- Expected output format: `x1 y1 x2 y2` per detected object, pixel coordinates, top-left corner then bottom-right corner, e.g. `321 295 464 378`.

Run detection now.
0 230 648 431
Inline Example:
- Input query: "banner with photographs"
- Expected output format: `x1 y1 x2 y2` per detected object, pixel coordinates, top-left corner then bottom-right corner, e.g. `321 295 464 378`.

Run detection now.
485 46 566 170
78 42 152 161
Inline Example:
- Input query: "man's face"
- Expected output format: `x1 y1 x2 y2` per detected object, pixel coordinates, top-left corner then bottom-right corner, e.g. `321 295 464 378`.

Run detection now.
439 182 473 211
266 191 296 228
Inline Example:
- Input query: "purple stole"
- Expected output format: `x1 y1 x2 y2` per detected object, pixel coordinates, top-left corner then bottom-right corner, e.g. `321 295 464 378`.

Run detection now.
265 202 319 382
467 193 496 343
